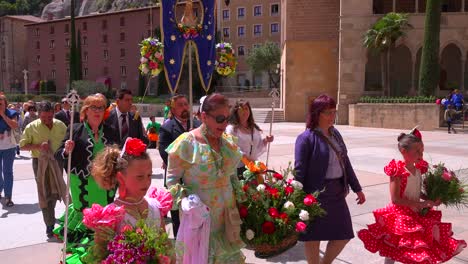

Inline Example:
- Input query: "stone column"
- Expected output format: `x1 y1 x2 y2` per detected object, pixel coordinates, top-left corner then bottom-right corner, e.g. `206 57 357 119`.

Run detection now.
410 56 417 95
393 0 396 12
415 0 419 13
462 0 465 12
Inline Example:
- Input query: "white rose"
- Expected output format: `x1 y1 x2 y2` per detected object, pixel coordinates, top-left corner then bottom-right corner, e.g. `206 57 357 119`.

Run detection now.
283 201 295 209
246 229 255 240
256 184 266 192
291 180 303 190
140 57 148 63
299 210 309 221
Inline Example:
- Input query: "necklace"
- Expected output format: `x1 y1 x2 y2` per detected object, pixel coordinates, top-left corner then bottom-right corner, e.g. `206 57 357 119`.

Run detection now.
116 197 145 206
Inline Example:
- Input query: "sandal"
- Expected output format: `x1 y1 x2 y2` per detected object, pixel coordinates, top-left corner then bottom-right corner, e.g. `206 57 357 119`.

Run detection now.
5 199 14 207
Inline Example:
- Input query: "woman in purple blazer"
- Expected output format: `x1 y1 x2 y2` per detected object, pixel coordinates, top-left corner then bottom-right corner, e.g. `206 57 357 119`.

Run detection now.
294 94 366 264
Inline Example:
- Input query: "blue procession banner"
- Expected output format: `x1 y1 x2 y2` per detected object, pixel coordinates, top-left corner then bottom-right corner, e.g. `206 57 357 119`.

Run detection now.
161 0 216 94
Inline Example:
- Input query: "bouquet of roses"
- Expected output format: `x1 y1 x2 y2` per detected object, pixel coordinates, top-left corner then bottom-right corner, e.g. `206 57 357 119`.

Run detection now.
421 163 468 215
102 219 173 264
236 161 325 258
139 37 164 77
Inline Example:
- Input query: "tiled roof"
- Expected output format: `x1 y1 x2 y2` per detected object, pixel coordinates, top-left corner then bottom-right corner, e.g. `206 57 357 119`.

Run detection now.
5 15 44 23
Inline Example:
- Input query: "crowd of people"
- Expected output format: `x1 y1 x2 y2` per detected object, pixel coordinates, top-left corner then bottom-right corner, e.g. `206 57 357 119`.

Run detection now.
0 90 466 263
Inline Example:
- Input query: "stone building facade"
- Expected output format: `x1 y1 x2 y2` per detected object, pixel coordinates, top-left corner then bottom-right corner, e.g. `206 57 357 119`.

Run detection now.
0 16 43 93
282 0 468 123
218 0 281 90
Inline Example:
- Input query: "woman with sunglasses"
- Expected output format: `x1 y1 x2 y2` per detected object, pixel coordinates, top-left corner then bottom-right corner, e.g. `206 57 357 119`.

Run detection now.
226 100 274 177
53 94 118 261
166 93 246 263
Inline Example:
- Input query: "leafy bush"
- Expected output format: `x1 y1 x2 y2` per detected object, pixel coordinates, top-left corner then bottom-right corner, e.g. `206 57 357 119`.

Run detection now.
358 96 437 104
72 80 107 97
133 96 165 104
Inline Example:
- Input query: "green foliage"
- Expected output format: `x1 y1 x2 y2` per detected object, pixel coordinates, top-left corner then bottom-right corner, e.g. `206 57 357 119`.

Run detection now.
246 41 281 88
419 0 441 96
358 96 436 104
133 96 165 104
0 0 49 16
72 80 106 96
6 93 62 103
363 12 412 52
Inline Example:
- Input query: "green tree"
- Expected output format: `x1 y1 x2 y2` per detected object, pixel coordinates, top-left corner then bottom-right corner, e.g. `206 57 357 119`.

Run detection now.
419 0 441 96
363 12 412 96
246 41 281 88
15 0 29 15
0 2 15 16
72 80 106 97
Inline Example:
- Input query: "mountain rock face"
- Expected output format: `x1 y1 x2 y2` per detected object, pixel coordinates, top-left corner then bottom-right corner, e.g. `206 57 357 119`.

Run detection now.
41 0 154 20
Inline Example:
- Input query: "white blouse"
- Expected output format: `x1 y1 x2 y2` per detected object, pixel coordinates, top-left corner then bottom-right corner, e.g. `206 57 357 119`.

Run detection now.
404 168 422 203
225 124 266 167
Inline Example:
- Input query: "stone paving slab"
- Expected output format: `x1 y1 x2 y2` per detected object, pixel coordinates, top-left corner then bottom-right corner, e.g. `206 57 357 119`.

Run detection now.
2 122 468 263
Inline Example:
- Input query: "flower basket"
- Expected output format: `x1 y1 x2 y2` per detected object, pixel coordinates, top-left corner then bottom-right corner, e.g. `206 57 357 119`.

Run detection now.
235 161 326 259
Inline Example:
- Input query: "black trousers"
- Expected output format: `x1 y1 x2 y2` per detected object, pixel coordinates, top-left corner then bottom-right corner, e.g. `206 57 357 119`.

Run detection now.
170 209 180 237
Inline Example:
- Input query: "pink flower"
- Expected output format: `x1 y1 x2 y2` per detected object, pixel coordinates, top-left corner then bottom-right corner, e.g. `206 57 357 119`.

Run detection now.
83 203 126 231
158 255 171 264
287 179 293 184
120 224 133 233
442 171 452 181
147 187 173 217
295 221 307 232
304 194 317 206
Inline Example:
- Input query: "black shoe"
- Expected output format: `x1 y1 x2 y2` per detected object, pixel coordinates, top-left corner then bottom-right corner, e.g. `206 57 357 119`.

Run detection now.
5 199 14 207
46 225 54 238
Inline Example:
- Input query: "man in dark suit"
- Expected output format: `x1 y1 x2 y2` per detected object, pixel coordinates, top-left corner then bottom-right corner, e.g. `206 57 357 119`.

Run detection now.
158 94 201 237
54 98 79 127
104 89 148 147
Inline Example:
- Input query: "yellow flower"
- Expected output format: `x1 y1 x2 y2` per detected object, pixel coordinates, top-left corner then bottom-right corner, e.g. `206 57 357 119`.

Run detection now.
219 56 228 63
151 69 162 77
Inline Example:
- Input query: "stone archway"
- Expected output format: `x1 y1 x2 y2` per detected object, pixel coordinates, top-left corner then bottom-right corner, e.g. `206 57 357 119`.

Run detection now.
390 45 412 96
364 51 382 92
440 43 462 92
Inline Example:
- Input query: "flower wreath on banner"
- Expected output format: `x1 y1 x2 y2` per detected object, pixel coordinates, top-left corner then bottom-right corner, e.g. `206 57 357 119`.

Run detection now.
215 42 237 77
139 37 164 77
235 160 326 258
177 23 203 39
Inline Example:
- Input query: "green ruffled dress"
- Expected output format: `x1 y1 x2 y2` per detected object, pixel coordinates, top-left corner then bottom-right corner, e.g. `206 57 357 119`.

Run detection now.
54 124 115 264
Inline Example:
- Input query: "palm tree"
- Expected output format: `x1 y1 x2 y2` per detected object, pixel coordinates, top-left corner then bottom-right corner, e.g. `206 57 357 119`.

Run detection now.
363 12 412 96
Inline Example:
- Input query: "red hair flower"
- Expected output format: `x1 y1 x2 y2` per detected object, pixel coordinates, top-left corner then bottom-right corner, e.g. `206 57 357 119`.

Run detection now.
262 221 276 234
124 138 147 156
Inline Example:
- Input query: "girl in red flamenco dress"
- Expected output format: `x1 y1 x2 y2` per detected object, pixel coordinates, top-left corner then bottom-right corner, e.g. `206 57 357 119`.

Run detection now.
358 130 466 264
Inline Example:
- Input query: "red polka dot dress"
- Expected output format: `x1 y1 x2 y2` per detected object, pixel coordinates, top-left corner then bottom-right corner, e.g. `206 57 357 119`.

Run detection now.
358 160 466 264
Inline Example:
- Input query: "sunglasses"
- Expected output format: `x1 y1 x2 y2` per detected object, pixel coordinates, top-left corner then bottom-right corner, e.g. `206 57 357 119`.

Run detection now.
89 105 106 112
207 113 229 124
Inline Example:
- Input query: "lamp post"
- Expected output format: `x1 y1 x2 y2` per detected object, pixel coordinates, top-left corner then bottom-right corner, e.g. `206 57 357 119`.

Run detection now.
22 69 28 95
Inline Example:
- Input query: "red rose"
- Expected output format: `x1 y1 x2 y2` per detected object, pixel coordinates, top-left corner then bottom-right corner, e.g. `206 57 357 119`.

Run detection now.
416 160 429 174
149 61 159 69
459 188 465 193
268 188 280 198
442 171 452 181
239 205 248 218
124 138 147 156
262 221 275 234
285 186 294 195
273 173 283 180
295 221 307 232
268 208 279 218
279 213 288 223
303 194 317 206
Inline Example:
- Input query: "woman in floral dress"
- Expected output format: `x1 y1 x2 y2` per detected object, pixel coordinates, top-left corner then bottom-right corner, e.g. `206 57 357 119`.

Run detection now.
166 93 245 264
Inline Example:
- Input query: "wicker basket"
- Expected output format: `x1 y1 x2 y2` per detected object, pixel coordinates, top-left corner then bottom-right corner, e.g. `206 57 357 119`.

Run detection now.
246 233 299 259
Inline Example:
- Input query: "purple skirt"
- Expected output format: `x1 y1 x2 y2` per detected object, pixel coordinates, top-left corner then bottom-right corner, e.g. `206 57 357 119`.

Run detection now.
299 178 354 241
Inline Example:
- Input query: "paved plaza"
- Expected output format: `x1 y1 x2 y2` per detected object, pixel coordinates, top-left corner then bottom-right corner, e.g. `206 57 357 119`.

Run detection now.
1 120 467 264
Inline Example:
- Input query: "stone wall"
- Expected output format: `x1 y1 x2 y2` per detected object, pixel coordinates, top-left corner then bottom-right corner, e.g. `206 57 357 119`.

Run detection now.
349 103 440 131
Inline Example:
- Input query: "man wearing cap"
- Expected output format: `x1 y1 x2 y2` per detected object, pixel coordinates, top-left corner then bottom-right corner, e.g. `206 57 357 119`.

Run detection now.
54 98 79 127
